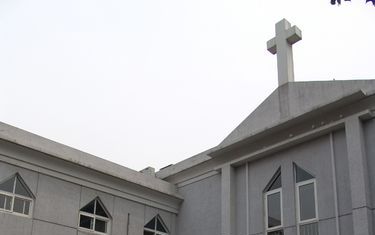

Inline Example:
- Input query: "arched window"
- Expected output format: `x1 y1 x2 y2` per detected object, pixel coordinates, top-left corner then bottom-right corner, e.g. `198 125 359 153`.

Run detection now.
264 168 283 235
294 164 318 235
0 173 34 217
79 197 111 234
144 214 169 235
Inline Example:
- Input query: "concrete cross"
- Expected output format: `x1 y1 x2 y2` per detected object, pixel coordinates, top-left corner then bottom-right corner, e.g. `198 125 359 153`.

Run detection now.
267 19 302 87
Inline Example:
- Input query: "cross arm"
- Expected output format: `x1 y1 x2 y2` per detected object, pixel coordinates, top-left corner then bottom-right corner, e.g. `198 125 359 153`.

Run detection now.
267 38 277 55
286 25 302 45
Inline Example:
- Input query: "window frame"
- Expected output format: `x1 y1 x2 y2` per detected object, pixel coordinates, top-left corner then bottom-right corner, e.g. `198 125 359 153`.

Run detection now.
295 178 318 225
144 227 169 235
264 187 283 233
78 199 111 235
143 215 169 235
0 176 34 218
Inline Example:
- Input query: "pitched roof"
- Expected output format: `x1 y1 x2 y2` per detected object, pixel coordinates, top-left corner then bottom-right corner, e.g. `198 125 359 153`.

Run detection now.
158 79 375 177
0 122 181 199
219 80 375 148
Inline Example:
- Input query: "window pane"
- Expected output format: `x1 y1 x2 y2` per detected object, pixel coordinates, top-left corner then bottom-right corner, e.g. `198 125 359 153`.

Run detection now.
295 165 314 183
0 194 5 209
13 197 24 214
79 214 94 229
95 201 108 217
145 217 156 229
0 177 15 193
268 230 284 235
144 231 154 235
268 173 281 191
299 183 316 221
300 222 319 235
95 218 107 233
81 200 95 214
5 195 12 210
24 200 30 215
267 192 281 228
15 178 32 198
156 217 167 232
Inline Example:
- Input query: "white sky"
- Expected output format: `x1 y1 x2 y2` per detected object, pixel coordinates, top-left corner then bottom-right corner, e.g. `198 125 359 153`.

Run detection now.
0 0 374 171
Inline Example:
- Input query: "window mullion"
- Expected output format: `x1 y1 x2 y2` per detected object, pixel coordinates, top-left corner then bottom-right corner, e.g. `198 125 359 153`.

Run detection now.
94 200 97 215
12 177 16 194
91 215 95 230
22 200 26 214
11 195 15 212
1 195 5 209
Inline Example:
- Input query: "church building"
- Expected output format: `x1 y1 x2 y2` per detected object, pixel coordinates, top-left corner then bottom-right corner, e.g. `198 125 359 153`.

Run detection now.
0 19 374 235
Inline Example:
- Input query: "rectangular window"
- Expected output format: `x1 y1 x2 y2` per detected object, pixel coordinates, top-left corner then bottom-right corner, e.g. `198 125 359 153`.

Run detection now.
12 197 31 215
95 218 107 233
265 188 283 232
13 197 24 214
80 214 94 230
296 179 318 235
300 222 318 235
0 194 13 211
0 194 5 209
268 230 284 235
296 179 318 223
24 200 31 215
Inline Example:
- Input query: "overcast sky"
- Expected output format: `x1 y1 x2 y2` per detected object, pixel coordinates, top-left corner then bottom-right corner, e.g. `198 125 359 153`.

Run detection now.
0 0 374 171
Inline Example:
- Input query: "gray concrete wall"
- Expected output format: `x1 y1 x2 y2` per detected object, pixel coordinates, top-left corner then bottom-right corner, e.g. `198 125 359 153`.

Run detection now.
0 160 176 235
0 136 181 214
232 131 351 235
176 174 221 235
332 129 355 235
235 164 247 235
363 118 375 224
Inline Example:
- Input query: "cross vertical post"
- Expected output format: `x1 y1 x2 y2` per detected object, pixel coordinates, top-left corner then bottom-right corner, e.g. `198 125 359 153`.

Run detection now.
267 19 302 87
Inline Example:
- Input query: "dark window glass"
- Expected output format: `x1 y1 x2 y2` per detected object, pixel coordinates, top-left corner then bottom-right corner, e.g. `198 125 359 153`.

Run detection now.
24 200 30 215
299 183 316 221
15 178 32 198
81 200 95 214
145 217 156 229
95 218 107 233
95 201 108 217
268 172 281 191
267 192 281 228
268 230 284 235
80 214 94 229
300 222 318 235
295 165 314 183
0 177 15 193
0 194 5 209
5 195 12 210
299 223 319 235
13 197 24 214
156 217 167 232
144 215 169 234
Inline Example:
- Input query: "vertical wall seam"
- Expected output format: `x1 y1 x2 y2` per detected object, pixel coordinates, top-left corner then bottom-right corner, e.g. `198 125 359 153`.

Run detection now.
330 132 340 235
30 172 40 235
111 196 115 235
246 162 249 235
78 185 82 235
126 212 130 235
